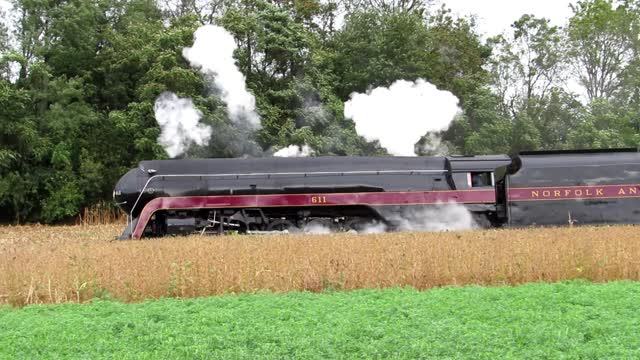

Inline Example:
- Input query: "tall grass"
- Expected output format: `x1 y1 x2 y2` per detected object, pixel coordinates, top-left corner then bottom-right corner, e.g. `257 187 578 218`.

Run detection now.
1 224 639 306
75 202 125 226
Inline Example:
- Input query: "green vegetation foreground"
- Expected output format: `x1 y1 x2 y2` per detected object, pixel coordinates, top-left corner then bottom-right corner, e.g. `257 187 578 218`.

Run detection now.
2 282 640 359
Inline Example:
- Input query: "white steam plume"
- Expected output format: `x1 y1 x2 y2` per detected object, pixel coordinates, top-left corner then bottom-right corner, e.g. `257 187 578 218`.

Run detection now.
298 203 478 235
154 92 212 158
303 222 334 234
273 144 314 157
379 203 478 232
182 25 260 128
344 79 460 156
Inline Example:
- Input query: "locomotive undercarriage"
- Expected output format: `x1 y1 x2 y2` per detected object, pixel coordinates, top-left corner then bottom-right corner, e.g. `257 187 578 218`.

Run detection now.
143 206 387 237
140 205 498 237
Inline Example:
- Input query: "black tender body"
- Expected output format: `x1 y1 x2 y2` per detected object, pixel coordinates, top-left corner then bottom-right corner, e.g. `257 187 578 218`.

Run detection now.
495 149 640 226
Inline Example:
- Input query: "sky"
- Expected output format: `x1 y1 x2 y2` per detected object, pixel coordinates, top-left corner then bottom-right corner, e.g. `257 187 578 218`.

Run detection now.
438 0 578 37
1 0 11 28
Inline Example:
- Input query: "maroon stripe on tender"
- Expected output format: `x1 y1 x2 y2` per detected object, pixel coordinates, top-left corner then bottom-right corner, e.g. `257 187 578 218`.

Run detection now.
131 190 495 239
508 184 640 202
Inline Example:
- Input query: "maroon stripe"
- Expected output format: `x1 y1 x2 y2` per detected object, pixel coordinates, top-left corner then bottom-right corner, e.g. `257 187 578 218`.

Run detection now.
508 184 640 202
131 190 495 239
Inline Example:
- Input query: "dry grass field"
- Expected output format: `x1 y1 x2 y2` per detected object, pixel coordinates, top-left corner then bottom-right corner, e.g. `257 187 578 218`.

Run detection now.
1 224 640 307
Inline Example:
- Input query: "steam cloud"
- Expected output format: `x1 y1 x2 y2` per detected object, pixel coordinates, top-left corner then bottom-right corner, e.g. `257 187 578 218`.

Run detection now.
290 203 479 235
154 92 212 158
379 203 478 232
182 25 260 128
273 144 314 157
303 222 334 235
282 202 478 234
154 25 263 158
344 79 460 156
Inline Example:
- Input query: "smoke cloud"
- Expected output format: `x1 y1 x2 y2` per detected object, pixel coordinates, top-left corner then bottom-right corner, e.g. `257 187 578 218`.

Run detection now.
182 25 260 128
420 132 451 156
273 144 314 157
154 92 212 158
344 79 460 156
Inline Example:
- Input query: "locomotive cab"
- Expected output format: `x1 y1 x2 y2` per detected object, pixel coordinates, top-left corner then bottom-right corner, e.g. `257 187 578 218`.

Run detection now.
444 155 510 191
441 155 510 226
445 156 509 193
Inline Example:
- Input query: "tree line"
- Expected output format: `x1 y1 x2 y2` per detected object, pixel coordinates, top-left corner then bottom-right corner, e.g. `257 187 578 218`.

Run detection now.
1 0 639 223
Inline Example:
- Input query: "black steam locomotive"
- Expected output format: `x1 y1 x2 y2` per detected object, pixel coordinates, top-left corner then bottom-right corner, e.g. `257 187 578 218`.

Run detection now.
114 149 640 239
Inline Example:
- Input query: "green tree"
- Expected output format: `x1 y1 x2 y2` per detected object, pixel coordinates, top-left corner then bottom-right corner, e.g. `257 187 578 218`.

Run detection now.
568 98 635 148
0 79 41 223
567 0 638 101
1 0 177 222
489 15 566 118
0 8 11 79
220 0 380 155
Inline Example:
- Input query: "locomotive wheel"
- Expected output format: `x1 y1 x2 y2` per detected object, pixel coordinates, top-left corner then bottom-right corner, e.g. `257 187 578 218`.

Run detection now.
267 219 299 233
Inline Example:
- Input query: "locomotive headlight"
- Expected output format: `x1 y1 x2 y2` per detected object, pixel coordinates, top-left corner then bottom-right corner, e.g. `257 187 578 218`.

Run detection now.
113 189 123 203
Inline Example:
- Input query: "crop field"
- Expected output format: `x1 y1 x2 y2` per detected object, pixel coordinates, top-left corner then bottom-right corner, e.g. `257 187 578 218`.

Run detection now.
2 224 640 306
2 282 640 359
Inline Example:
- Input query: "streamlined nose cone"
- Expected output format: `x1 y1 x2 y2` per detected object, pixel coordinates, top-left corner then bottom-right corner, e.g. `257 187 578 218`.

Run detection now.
113 168 140 214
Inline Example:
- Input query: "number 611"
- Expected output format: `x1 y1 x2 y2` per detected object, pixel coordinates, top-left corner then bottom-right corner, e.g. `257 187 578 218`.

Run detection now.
311 196 327 204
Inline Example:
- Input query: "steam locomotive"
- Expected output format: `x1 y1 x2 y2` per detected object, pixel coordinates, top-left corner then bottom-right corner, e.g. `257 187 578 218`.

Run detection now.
114 149 640 239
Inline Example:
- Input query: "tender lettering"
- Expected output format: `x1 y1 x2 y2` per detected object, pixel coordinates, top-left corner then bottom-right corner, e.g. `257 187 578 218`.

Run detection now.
521 185 640 200
526 187 606 199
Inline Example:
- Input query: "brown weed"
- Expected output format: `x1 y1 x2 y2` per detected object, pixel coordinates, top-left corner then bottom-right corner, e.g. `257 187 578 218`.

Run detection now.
1 224 639 306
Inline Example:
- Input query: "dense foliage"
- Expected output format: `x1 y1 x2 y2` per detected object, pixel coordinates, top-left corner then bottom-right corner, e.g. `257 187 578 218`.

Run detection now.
1 0 640 223
2 282 640 358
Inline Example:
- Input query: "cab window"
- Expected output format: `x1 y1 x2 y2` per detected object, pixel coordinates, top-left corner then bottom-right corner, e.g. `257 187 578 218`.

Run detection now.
470 172 493 187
